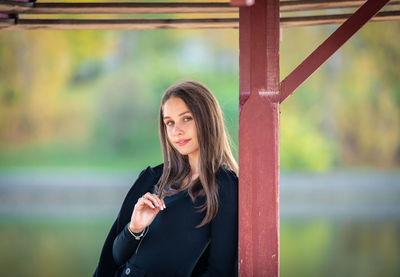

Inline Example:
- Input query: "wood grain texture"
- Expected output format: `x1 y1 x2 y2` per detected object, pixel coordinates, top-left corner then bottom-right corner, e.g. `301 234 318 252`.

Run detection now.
0 10 398 29
281 10 400 27
281 0 400 12
1 1 399 14
0 18 238 30
0 1 237 14
239 0 280 276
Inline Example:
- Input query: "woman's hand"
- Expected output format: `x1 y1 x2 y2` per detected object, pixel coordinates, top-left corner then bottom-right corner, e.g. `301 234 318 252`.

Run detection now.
129 192 166 233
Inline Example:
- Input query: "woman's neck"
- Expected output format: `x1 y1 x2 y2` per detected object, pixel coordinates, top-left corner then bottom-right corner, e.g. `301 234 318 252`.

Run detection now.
188 152 199 176
177 152 199 191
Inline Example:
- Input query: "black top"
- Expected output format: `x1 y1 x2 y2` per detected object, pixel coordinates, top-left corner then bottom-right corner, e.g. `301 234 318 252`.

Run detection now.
93 163 238 277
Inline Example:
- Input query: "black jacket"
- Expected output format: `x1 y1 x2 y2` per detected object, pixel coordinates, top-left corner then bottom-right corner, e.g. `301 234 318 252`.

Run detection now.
93 163 238 277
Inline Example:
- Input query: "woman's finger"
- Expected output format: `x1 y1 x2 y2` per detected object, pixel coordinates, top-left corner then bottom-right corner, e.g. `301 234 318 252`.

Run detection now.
138 197 156 209
144 192 162 208
155 195 166 209
154 194 165 209
144 193 163 209
152 194 166 209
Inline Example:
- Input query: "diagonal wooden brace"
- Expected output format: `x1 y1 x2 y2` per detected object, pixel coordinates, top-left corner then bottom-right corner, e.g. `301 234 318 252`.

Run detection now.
279 0 391 103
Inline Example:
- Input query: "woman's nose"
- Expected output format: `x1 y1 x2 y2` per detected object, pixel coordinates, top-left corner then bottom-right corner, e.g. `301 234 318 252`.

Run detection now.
172 123 184 136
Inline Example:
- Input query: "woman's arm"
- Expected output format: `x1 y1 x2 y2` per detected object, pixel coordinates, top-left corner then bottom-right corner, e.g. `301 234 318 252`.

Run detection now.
93 164 163 277
199 170 238 277
112 223 145 266
113 190 165 266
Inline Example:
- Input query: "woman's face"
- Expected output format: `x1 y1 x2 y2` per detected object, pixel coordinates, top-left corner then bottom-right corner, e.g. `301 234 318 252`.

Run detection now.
162 97 199 160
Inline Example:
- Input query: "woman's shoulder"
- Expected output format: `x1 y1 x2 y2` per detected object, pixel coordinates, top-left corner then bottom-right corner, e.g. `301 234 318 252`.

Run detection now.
127 163 164 193
215 165 238 196
216 165 238 183
137 163 164 179
215 165 238 211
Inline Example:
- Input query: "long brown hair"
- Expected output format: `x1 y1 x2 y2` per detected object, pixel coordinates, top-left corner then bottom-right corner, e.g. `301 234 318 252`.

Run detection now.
154 79 238 228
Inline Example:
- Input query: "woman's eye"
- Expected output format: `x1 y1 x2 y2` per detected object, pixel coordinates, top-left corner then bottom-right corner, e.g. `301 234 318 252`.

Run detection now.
184 117 192 122
165 121 174 126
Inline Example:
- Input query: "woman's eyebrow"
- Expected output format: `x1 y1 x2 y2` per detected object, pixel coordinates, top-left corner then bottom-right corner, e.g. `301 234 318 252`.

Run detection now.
163 111 191 120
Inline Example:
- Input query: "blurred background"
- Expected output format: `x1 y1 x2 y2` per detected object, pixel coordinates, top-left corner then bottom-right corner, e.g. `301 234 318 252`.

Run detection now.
0 1 399 276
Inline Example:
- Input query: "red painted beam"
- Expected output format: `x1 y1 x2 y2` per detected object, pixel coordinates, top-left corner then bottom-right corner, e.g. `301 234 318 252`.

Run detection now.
239 0 280 276
231 0 255 7
279 0 391 103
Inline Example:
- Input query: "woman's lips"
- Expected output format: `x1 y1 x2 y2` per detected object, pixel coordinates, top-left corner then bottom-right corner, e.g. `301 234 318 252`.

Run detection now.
176 139 191 146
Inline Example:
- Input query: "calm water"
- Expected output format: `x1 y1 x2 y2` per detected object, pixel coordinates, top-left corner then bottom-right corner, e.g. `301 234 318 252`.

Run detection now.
0 169 399 277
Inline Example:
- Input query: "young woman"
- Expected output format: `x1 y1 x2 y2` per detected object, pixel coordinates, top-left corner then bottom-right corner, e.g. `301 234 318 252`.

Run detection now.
93 80 238 277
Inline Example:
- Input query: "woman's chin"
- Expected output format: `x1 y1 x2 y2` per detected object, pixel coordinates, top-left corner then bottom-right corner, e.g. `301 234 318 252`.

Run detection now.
177 150 189 156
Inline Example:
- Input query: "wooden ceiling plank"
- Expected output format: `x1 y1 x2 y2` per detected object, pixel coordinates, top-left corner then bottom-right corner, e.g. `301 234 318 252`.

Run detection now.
0 17 239 30
281 0 400 12
281 10 400 27
1 1 399 15
1 2 238 14
1 10 399 30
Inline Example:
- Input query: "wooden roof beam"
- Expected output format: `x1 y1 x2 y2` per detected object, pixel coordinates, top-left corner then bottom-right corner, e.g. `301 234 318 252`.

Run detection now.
281 10 400 27
0 17 238 30
0 1 238 14
1 10 399 29
1 1 400 15
280 0 400 12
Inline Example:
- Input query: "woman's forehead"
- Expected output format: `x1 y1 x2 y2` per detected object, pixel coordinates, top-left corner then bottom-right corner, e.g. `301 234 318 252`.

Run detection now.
163 97 191 118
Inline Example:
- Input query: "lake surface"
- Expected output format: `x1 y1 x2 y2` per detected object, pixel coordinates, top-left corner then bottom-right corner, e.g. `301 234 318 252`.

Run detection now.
0 169 399 219
0 169 399 277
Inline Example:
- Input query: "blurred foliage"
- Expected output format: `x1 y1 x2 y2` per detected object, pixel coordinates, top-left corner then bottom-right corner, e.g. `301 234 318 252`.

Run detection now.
0 29 239 169
280 112 335 171
0 21 399 170
0 30 116 145
280 22 400 169
335 23 400 167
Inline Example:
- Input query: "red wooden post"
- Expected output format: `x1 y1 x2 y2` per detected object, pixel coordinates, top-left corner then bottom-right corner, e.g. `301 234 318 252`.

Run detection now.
238 0 280 276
